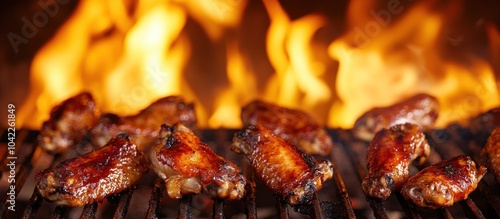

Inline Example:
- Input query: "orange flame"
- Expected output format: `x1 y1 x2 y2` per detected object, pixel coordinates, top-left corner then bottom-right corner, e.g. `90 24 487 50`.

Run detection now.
18 0 499 130
328 0 499 128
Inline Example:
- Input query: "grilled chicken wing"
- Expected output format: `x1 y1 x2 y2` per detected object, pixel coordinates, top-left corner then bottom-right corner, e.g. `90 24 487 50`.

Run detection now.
231 125 333 205
38 92 99 153
362 123 430 200
149 123 246 200
36 134 149 207
482 127 500 183
90 96 197 150
470 107 500 144
241 100 333 156
401 155 486 209
353 93 439 141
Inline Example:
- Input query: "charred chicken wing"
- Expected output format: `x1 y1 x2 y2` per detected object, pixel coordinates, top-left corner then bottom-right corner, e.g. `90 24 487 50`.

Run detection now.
241 100 333 156
482 127 500 183
231 125 333 205
38 92 100 153
470 107 500 144
401 155 486 209
149 123 246 200
353 93 439 141
362 123 430 200
90 96 197 150
36 134 149 207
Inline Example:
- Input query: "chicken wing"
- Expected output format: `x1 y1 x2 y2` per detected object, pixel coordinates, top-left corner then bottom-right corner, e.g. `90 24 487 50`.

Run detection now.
241 100 333 156
231 125 333 205
353 93 439 141
149 123 246 200
35 134 149 207
401 155 486 209
481 127 500 183
470 107 500 144
90 96 197 151
362 123 430 200
38 92 100 153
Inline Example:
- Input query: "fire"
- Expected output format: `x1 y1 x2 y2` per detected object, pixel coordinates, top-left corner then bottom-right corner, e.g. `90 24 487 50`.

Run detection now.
328 0 499 128
18 0 499 130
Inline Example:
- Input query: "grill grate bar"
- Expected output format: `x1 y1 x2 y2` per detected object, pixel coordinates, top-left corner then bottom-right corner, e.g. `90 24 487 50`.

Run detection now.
22 188 43 219
243 160 257 219
79 202 98 219
212 199 224 219
50 205 69 219
460 198 485 219
113 188 134 219
146 178 163 219
277 198 289 219
178 195 192 219
330 157 357 219
395 193 421 219
477 182 500 216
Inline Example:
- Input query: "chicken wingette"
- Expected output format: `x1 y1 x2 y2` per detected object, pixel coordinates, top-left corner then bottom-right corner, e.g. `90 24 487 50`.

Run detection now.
38 92 100 153
353 93 439 141
149 123 246 200
241 100 333 156
231 125 333 205
401 155 486 209
36 134 149 207
90 96 197 151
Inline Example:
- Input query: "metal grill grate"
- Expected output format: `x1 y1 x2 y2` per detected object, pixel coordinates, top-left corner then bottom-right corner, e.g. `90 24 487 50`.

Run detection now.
0 127 499 218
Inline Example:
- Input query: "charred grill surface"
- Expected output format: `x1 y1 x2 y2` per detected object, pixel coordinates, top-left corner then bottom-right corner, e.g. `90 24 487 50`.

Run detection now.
1 124 499 218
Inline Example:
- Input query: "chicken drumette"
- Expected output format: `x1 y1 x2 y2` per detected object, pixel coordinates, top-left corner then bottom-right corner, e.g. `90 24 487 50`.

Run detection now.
90 96 197 151
481 127 500 183
362 123 431 200
231 125 333 205
353 93 439 141
401 155 486 209
149 123 246 200
36 134 149 207
241 100 333 156
38 92 100 153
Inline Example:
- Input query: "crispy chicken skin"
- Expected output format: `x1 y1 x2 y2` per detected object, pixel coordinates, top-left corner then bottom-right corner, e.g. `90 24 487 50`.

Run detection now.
470 107 500 143
401 155 486 209
231 125 333 205
38 92 99 153
90 96 197 150
149 123 246 200
362 123 430 200
482 127 500 183
353 93 439 141
241 100 333 156
35 134 149 207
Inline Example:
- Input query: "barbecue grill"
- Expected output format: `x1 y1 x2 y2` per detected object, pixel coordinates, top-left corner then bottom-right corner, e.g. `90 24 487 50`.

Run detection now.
1 124 499 218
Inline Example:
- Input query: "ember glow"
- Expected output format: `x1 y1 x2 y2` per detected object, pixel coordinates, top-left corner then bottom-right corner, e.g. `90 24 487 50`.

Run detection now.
18 0 499 129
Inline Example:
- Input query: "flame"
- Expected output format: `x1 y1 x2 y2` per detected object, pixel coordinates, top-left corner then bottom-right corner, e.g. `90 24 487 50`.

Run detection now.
262 0 331 122
328 0 499 128
18 0 499 130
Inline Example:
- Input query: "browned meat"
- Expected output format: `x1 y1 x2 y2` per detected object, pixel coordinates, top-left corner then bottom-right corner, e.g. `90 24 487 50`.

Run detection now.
482 127 500 183
353 93 439 141
38 92 100 153
401 155 486 209
90 96 197 151
470 107 500 144
362 123 430 200
35 134 149 207
231 125 333 205
241 100 333 156
149 123 246 200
